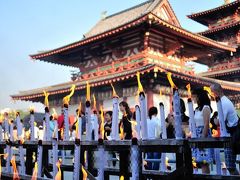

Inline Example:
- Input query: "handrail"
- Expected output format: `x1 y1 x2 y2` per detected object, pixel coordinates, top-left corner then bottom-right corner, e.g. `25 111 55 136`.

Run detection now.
0 137 237 179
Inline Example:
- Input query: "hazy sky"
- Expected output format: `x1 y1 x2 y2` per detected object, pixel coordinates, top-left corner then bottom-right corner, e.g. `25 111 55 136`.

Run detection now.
0 0 225 111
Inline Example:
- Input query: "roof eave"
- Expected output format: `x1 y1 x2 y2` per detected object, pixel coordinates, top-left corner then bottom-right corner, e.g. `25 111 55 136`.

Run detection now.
150 13 236 52
30 14 149 60
199 21 240 36
12 64 240 101
30 12 236 62
187 0 240 19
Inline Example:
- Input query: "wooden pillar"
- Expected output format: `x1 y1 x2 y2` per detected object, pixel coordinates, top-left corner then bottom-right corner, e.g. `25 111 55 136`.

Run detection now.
144 31 150 50
26 148 35 175
0 145 3 169
80 149 85 179
184 141 193 178
87 150 94 175
147 89 153 110
119 150 130 180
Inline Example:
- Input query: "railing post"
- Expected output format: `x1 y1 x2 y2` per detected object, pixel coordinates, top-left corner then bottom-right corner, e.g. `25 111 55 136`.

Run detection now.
0 143 3 168
5 140 12 173
80 148 85 179
97 139 104 180
37 140 43 177
176 152 184 169
184 140 193 178
73 139 81 180
131 138 140 180
52 138 58 178
87 150 94 175
25 145 34 175
120 146 130 180
19 140 25 175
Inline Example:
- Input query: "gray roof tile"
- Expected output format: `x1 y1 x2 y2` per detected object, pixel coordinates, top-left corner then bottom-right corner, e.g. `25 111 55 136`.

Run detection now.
84 0 163 38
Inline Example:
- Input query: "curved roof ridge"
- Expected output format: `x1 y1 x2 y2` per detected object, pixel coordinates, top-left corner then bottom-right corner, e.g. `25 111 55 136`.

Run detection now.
188 0 240 19
105 0 154 19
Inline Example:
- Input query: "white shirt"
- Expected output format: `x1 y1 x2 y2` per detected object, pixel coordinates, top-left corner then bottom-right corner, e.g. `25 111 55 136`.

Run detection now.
221 96 238 127
147 115 161 139
194 105 211 127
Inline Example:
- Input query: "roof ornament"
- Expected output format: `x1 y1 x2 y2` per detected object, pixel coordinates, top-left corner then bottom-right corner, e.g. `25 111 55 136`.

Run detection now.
224 0 231 4
101 11 107 20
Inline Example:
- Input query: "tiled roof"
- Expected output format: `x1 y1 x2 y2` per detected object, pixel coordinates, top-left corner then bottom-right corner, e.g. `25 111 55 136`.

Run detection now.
198 67 240 78
30 0 184 59
200 21 240 35
11 64 155 101
84 0 164 38
197 75 240 92
149 14 236 53
30 12 236 60
11 63 240 101
188 0 240 20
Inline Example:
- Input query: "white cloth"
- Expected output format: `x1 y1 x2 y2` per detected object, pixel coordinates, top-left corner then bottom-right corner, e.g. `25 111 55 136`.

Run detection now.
147 115 161 139
34 126 39 139
221 96 238 127
194 105 211 127
70 130 76 141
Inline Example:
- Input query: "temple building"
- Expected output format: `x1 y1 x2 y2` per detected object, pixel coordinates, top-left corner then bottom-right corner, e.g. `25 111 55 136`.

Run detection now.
188 0 240 81
12 0 240 115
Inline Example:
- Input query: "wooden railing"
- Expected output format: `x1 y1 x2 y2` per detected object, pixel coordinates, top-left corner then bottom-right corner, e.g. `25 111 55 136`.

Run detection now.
0 137 239 180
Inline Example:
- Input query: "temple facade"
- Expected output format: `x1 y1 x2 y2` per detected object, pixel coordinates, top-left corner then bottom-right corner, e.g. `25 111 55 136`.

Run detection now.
12 0 240 115
188 0 240 81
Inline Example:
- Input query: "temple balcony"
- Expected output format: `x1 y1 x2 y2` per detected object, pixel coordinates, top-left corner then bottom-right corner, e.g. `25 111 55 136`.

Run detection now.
208 57 240 72
208 14 240 30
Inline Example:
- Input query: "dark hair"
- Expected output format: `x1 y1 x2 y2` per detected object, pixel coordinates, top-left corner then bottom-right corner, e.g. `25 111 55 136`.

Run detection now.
192 88 212 112
105 111 113 118
132 111 136 120
211 83 223 93
210 111 218 130
81 111 85 116
211 111 218 119
148 107 158 119
171 99 186 113
72 125 76 131
119 101 132 118
76 110 85 116
180 99 186 113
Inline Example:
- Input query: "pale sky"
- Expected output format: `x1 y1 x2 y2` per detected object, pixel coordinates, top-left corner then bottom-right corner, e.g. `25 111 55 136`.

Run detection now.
0 0 225 111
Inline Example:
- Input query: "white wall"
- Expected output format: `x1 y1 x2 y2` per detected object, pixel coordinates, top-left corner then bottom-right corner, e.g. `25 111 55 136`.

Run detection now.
153 94 170 118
